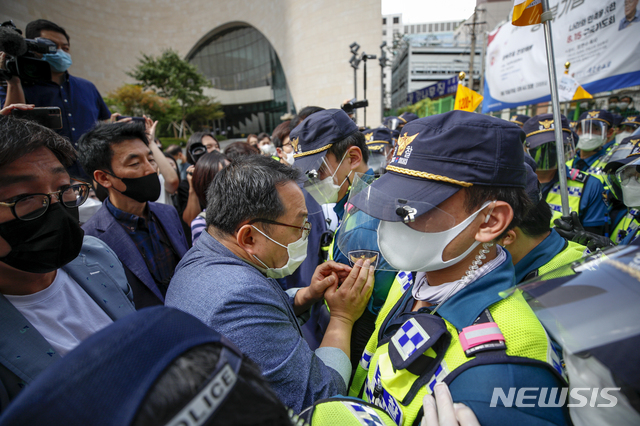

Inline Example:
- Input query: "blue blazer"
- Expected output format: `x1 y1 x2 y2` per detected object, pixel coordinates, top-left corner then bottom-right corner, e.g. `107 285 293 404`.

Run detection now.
0 236 136 411
82 200 188 304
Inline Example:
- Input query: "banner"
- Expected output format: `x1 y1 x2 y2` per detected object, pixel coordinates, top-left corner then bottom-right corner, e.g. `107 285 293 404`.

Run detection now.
407 75 458 105
483 0 640 113
454 84 484 111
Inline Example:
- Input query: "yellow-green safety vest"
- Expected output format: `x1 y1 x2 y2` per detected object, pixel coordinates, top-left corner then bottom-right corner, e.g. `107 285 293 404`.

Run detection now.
349 273 563 426
611 209 640 245
546 169 589 226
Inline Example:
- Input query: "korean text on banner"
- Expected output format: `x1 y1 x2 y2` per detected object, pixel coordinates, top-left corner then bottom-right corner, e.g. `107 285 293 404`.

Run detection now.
483 0 639 113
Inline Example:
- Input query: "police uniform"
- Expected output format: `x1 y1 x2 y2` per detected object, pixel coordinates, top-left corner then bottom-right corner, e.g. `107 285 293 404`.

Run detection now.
509 114 530 128
522 114 609 230
567 110 615 175
290 109 398 367
363 128 394 177
345 111 569 426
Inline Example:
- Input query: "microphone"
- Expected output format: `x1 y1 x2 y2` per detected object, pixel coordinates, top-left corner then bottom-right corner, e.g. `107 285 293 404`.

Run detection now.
0 26 27 56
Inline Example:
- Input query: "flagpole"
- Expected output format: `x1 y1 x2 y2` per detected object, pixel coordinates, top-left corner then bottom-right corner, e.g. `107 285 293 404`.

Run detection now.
541 0 570 217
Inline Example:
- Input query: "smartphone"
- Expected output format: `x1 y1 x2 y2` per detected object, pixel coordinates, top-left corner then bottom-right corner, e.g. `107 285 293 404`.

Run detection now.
116 115 146 123
12 107 63 129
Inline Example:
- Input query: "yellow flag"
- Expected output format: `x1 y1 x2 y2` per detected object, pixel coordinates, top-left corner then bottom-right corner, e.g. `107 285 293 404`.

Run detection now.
454 84 483 112
558 74 593 102
512 0 542 26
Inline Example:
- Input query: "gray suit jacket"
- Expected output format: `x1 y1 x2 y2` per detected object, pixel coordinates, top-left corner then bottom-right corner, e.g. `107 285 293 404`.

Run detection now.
0 236 136 412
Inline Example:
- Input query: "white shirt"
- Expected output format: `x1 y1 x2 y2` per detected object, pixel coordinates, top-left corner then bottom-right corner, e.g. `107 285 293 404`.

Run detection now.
5 269 113 356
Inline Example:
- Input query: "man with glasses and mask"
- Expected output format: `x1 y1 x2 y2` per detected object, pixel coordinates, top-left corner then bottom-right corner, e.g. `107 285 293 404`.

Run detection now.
166 155 375 413
523 114 608 235
79 122 188 309
0 113 135 409
346 111 569 426
567 110 616 175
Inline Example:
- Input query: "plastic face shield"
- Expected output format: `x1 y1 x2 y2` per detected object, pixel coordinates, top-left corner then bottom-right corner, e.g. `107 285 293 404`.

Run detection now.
300 153 348 205
576 119 608 139
603 144 637 200
336 174 456 271
526 136 576 171
500 244 640 355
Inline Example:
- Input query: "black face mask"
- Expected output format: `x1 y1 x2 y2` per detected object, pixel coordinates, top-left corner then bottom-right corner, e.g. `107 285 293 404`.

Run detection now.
107 172 161 203
0 202 84 273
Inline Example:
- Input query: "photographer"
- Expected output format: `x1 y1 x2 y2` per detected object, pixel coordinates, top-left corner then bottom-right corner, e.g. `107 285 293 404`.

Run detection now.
0 19 111 178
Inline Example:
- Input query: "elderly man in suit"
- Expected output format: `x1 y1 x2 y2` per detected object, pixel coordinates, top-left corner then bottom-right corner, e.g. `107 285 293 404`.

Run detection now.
79 121 188 308
0 111 136 410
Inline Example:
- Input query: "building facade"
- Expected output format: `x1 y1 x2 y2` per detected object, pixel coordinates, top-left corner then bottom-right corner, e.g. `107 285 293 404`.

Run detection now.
1 0 382 134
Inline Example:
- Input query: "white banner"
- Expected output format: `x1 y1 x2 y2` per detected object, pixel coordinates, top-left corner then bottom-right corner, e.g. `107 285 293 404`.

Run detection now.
483 0 640 112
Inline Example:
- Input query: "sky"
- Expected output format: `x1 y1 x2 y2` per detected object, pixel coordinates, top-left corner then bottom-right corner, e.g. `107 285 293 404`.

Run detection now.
381 0 478 24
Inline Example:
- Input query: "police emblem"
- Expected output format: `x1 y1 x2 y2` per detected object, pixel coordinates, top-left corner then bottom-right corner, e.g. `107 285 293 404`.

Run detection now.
396 132 418 156
510 115 517 122
588 111 600 118
628 116 637 122
364 132 374 142
539 119 554 130
348 250 380 269
291 137 300 153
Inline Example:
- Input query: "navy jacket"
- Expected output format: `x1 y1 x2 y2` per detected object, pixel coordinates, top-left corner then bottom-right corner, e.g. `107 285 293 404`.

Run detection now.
82 200 188 308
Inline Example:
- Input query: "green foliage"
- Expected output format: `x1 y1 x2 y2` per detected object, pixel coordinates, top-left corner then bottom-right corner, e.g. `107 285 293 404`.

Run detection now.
158 137 187 149
104 84 175 118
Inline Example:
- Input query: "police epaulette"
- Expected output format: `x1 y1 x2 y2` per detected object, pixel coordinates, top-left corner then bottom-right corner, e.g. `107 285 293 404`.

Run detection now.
568 168 588 183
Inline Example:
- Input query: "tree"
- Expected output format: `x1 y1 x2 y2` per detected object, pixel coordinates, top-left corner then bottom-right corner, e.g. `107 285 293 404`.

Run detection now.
104 84 173 118
127 49 223 137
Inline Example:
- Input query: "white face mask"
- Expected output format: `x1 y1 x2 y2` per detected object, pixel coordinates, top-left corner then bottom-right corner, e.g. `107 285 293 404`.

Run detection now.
619 102 629 110
609 102 618 109
251 226 308 279
176 158 183 167
377 201 493 272
577 135 605 151
616 131 633 144
284 151 295 166
565 352 640 426
305 153 350 205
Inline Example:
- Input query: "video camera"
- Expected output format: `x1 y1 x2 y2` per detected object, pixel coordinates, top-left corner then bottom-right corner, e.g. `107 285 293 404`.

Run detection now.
0 20 56 83
341 99 368 115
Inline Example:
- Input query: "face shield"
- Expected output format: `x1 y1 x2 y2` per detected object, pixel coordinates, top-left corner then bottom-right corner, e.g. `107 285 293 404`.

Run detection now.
337 174 491 273
367 144 393 176
616 157 640 208
388 118 400 131
300 152 349 205
576 120 609 151
602 144 637 201
501 245 640 423
526 135 576 171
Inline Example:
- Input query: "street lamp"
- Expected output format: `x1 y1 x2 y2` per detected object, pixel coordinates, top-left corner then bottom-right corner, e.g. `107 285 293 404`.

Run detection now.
360 52 376 128
349 42 361 123
379 42 388 123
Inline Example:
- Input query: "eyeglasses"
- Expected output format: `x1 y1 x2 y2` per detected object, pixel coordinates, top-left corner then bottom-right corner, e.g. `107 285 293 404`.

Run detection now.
248 218 312 240
0 182 91 221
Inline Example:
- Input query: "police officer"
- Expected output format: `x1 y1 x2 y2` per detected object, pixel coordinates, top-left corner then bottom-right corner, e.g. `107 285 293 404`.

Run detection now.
291 109 397 368
523 114 608 235
347 111 568 426
500 160 588 282
567 110 616 174
396 112 418 133
607 140 640 244
508 114 530 128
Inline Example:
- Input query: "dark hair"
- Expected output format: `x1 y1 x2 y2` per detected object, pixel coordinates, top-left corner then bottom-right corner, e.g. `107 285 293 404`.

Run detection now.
290 106 325 130
193 151 230 209
518 198 553 238
0 116 76 171
186 132 219 164
206 155 300 236
257 133 270 142
164 144 183 158
25 19 70 43
223 141 260 162
271 121 291 148
464 185 533 241
132 343 292 426
327 131 369 165
246 134 258 145
77 121 149 178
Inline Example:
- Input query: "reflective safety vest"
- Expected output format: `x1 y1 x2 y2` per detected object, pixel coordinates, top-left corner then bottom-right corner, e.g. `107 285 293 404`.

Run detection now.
546 169 590 226
611 209 640 245
522 240 588 282
349 273 564 426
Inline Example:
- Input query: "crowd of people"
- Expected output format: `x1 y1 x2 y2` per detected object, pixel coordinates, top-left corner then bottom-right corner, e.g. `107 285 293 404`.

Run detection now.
1 18 640 426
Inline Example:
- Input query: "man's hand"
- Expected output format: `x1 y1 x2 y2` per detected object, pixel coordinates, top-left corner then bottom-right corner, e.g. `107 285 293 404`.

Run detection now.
421 383 480 426
186 165 195 188
554 212 582 240
109 112 129 123
324 259 375 325
293 261 352 315
0 103 33 116
143 115 158 142
0 52 21 85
